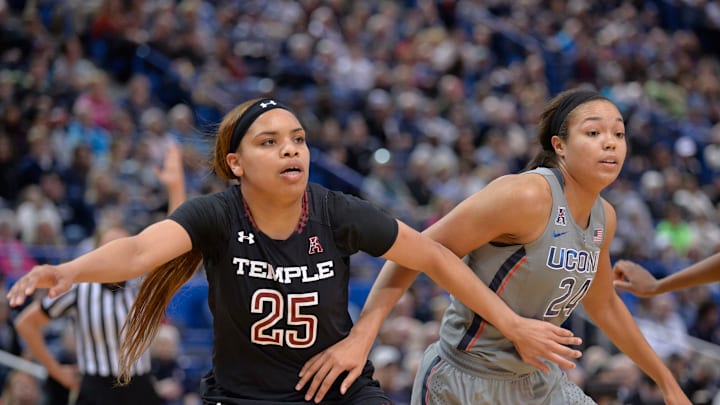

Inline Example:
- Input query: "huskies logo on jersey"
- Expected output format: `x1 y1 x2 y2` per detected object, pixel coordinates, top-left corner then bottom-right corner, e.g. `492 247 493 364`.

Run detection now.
555 206 567 226
308 236 324 254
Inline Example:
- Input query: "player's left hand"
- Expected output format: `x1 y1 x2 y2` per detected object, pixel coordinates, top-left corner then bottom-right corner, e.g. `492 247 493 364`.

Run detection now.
295 332 371 403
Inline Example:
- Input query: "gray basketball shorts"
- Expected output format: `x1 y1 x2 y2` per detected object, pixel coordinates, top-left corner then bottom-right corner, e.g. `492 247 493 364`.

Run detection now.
410 342 596 405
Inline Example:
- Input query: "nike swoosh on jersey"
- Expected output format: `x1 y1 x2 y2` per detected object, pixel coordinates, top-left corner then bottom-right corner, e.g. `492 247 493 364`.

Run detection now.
552 230 568 238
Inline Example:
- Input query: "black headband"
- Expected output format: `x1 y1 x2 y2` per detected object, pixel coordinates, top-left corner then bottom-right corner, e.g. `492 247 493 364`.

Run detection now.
546 90 605 151
230 98 291 152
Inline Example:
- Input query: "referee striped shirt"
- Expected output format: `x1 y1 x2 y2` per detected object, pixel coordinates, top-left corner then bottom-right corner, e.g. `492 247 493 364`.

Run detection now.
40 282 152 377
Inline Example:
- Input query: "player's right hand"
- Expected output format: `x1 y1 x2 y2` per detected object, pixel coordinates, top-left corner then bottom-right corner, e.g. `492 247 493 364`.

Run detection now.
7 265 73 307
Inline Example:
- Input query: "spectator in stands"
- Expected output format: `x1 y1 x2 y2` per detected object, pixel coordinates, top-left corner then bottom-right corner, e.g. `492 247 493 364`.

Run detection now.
361 151 418 226
624 374 666 405
72 71 114 131
167 103 211 179
50 35 95 110
39 172 95 246
343 112 380 177
16 126 60 192
633 294 690 360
688 300 720 345
117 74 163 132
149 323 198 405
0 209 36 282
683 356 719 405
7 98 582 404
0 370 41 405
60 144 93 204
14 185 62 249
0 136 19 205
367 345 409 405
65 103 111 163
654 203 696 259
139 107 177 168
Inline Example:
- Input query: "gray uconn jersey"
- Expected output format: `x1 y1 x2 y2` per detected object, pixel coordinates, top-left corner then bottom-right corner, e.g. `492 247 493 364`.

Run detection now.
439 167 606 375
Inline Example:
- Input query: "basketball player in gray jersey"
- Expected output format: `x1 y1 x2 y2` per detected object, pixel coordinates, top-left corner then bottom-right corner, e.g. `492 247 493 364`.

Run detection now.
435 165 604 379
299 89 691 404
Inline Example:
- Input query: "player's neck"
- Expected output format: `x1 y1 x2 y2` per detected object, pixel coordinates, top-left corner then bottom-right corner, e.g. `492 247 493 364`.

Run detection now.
563 183 597 229
242 190 307 240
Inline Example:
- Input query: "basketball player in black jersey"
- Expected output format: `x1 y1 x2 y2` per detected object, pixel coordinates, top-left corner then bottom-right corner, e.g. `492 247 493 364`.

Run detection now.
8 99 582 404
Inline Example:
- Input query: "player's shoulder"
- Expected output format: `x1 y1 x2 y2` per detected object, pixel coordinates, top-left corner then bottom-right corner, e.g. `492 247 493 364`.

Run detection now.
481 172 551 207
307 182 331 200
598 196 617 229
599 197 615 214
310 182 364 212
180 186 235 209
309 182 351 201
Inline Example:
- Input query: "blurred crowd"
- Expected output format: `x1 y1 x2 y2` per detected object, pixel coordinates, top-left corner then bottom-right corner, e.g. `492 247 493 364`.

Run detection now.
1 0 720 404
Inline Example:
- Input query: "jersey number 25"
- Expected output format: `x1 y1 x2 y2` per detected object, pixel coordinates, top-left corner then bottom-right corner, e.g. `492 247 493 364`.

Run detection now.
250 289 318 348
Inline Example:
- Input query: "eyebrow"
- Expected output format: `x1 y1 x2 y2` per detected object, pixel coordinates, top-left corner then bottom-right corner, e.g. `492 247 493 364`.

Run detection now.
581 116 624 124
252 127 305 137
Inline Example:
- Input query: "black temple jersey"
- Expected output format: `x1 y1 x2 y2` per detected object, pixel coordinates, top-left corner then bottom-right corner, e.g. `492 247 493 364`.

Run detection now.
169 182 399 402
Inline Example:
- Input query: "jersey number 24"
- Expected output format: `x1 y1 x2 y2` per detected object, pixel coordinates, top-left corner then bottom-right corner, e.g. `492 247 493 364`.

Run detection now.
544 277 592 318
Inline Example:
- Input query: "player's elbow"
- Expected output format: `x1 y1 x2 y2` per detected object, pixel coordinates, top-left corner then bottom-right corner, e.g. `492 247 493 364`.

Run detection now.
419 240 459 278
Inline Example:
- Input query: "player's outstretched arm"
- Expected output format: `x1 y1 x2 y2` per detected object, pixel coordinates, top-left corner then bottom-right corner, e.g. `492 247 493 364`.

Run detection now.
7 220 192 307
